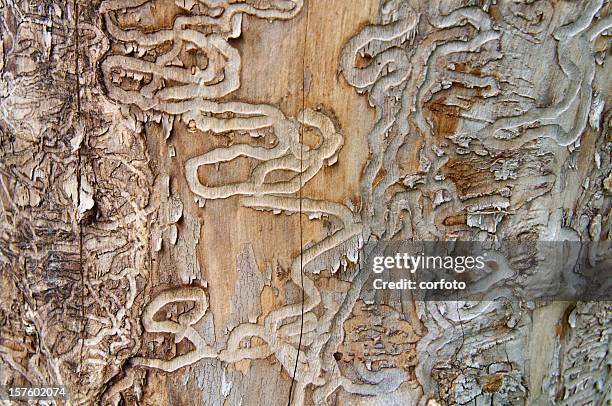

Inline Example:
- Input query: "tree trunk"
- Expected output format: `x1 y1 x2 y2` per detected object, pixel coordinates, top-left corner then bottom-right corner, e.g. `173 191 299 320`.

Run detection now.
0 0 610 405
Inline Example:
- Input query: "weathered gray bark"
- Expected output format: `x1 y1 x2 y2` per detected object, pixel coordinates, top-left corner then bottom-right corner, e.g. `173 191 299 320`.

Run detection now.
0 0 610 405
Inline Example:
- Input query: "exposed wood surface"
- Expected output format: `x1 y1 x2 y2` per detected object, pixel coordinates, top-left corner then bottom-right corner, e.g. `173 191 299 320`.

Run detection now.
0 0 610 405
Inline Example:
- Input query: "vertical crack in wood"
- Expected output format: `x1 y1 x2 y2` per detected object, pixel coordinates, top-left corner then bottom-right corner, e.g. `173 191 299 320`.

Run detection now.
72 0 85 400
288 1 310 404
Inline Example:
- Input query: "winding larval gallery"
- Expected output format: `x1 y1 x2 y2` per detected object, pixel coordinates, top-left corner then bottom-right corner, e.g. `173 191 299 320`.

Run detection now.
0 0 610 405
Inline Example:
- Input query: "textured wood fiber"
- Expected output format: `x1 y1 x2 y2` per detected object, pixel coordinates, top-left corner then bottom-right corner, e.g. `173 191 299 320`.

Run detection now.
0 0 610 405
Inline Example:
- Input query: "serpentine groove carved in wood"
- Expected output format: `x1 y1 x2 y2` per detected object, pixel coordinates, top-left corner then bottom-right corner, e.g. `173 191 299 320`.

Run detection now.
0 0 609 404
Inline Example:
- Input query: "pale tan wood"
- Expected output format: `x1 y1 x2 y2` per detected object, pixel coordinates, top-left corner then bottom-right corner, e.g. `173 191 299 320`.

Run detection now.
0 0 610 405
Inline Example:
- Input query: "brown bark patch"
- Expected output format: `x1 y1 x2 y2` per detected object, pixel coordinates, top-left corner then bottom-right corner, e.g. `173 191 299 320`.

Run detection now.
482 373 505 393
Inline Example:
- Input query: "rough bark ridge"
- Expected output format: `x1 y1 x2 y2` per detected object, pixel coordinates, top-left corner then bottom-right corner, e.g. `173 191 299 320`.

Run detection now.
0 0 610 405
